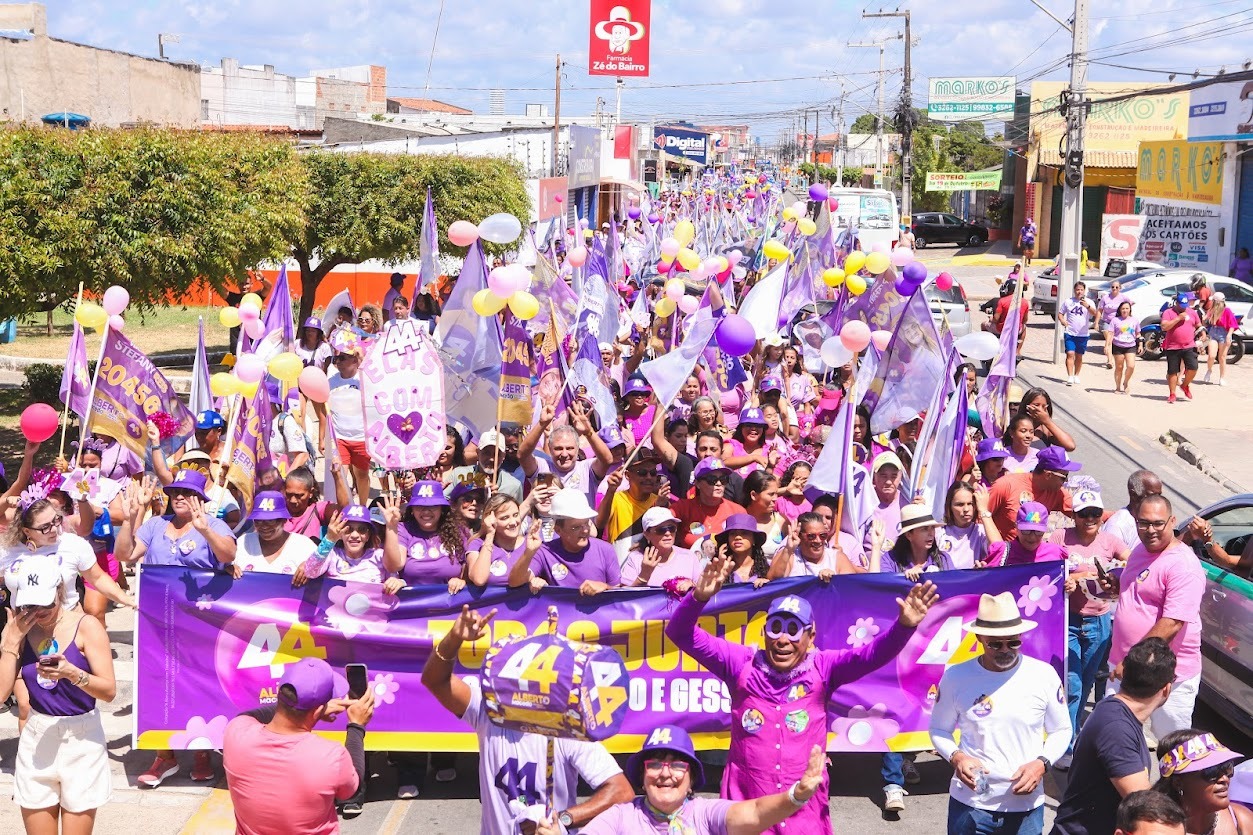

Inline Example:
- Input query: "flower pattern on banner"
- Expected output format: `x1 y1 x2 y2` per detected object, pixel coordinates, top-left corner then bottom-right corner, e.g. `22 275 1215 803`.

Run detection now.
324 582 397 639
1017 575 1059 617
371 672 400 705
846 616 880 648
829 704 901 751
195 595 214 611
169 715 229 750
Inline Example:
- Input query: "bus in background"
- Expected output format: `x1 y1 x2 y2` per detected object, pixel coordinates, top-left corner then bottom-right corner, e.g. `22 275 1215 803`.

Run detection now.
828 187 899 253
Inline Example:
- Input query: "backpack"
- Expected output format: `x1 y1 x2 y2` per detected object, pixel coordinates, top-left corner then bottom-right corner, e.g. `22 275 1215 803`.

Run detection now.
279 411 317 461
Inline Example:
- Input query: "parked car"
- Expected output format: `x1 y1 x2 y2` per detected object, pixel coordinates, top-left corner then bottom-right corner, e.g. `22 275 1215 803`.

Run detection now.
1110 269 1252 360
787 275 973 341
1030 258 1163 314
1175 496 1253 739
910 213 989 249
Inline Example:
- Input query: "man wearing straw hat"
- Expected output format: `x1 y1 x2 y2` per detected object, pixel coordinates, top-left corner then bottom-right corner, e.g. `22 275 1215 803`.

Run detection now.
930 592 1071 835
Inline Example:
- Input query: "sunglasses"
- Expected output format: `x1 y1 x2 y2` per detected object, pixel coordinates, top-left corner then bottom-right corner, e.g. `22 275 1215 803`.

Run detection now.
345 523 374 536
1076 509 1103 520
1197 761 1235 783
643 758 690 776
983 638 1022 650
168 489 200 500
699 475 729 485
766 616 809 641
650 524 678 535
630 469 660 479
26 515 64 536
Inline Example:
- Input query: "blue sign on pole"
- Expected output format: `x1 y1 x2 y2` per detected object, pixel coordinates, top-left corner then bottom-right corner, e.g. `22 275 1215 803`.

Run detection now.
653 126 708 165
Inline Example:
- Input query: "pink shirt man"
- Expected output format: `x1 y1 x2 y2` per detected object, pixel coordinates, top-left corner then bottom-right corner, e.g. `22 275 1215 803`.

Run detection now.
1109 540 1205 680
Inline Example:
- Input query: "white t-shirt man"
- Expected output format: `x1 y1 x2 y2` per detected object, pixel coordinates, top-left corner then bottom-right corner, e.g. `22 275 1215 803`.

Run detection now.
929 655 1071 813
269 412 309 465
461 679 622 835
235 532 317 575
1 534 97 609
327 369 365 441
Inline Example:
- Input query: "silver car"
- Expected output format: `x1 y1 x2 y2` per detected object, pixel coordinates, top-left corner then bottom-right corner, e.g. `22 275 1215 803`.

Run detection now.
1176 496 1253 738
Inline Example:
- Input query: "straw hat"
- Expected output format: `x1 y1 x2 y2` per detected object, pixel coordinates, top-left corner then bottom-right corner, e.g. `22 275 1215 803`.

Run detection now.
963 592 1037 637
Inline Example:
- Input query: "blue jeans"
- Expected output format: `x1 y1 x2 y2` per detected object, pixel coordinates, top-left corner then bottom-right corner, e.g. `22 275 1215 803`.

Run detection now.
1066 611 1112 753
883 753 903 787
948 798 1045 835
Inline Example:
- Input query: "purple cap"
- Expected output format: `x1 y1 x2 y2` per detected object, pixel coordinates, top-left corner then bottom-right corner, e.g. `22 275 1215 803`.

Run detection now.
1037 445 1082 473
766 595 815 627
738 407 767 426
340 504 378 527
1159 732 1244 778
598 424 626 448
165 468 209 500
277 657 335 710
303 316 323 329
251 491 291 521
623 376 652 396
976 438 1008 462
1017 501 1050 533
720 512 766 544
626 725 705 790
408 480 449 508
692 457 732 482
447 481 487 503
760 376 783 393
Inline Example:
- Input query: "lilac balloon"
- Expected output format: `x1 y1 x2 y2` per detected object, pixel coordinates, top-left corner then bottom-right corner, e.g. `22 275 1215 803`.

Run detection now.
627 206 642 220
716 314 757 356
808 183 828 202
647 213 660 224
902 260 928 283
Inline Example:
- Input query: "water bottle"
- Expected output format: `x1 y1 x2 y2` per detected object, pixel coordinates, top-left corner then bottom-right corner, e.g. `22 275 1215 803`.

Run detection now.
973 768 989 796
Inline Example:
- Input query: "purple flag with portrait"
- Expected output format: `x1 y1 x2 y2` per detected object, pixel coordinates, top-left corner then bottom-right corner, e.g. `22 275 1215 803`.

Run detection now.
435 242 502 440
977 298 1022 441
864 289 949 434
60 322 91 421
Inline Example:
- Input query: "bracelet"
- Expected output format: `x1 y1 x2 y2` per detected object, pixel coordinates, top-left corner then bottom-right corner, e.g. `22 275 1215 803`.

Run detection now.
433 642 457 663
787 781 808 807
75 670 90 688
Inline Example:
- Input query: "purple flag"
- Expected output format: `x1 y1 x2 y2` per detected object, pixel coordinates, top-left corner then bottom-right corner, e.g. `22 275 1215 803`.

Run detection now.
564 321 618 431
436 243 502 440
824 266 910 335
977 299 1023 440
60 322 91 420
88 329 195 463
640 298 718 412
189 318 213 415
261 264 294 347
864 289 949 434
500 313 535 426
700 284 748 395
417 187 440 297
911 352 969 520
223 383 272 515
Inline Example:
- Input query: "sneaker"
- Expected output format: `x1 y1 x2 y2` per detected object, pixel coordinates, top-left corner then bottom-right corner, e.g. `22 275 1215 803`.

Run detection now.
397 784 419 800
884 784 906 813
190 751 214 782
1204 371 1212 383
1067 377 1074 386
1168 393 1177 404
1181 384 1193 400
435 768 457 783
138 756 180 788
1220 377 1227 386
902 759 921 785
340 801 364 819
1055 754 1073 771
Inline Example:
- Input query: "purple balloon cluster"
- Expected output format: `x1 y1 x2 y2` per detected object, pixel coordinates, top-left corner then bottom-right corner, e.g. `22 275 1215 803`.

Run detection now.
894 260 929 295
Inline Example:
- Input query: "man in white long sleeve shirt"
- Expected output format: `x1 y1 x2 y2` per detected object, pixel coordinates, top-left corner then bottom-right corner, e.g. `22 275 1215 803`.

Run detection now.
929 592 1071 835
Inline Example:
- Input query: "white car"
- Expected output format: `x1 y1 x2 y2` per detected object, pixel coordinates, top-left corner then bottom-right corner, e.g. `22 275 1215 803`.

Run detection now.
1030 258 1164 313
1115 269 1253 335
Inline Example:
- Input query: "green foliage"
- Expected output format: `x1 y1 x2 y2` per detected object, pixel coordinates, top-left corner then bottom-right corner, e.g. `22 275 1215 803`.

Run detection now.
22 363 64 407
292 152 529 319
851 114 885 134
986 194 1012 229
797 163 866 187
0 128 307 320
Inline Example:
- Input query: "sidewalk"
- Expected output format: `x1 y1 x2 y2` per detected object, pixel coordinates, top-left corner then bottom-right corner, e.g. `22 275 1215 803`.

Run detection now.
1014 318 1253 492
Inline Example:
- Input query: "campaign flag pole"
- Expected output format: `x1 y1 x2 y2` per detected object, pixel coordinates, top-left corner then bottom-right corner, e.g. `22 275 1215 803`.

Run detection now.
58 282 85 459
78 319 114 452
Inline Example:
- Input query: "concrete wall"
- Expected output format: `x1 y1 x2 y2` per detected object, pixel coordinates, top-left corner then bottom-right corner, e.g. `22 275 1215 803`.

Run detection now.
323 120 560 179
201 59 309 128
0 6 200 126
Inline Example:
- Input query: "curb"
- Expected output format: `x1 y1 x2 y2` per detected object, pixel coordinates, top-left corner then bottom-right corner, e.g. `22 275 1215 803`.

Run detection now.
0 351 228 372
1159 429 1246 494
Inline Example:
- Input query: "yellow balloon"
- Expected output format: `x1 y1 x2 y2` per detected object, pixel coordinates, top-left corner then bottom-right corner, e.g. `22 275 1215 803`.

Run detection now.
267 352 303 384
763 240 790 262
798 218 818 236
583 228 594 239
209 372 238 398
655 297 677 317
660 251 676 264
507 291 540 320
241 293 263 309
219 307 241 329
676 248 701 271
822 268 846 288
472 288 507 316
865 251 890 275
843 251 866 275
674 220 696 247
846 274 868 296
237 380 259 398
782 207 797 222
714 256 729 273
74 302 108 330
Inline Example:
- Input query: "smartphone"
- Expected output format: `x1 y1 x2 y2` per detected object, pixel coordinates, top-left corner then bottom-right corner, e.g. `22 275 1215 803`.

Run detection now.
38 653 62 668
1094 560 1111 583
346 663 369 700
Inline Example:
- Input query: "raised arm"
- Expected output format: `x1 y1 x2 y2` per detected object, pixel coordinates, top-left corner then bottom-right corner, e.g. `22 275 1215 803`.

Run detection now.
664 556 753 681
380 494 406 574
518 401 555 478
0 441 41 504
421 604 497 719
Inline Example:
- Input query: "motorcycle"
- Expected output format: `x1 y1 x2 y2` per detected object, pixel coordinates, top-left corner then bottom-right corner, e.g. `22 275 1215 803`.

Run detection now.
1139 318 1244 364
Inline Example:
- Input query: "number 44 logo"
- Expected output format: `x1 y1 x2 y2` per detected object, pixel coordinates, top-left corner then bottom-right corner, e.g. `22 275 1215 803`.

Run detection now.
238 621 326 677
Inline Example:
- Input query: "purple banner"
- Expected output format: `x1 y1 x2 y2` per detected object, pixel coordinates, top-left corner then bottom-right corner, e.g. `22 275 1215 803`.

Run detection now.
89 328 195 462
136 563 1064 753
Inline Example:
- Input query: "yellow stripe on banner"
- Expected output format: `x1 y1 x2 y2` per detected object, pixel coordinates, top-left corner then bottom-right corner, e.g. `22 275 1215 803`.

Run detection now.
181 786 236 835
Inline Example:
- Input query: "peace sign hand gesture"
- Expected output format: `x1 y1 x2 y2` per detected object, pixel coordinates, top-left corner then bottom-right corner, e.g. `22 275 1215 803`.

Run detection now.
325 510 347 544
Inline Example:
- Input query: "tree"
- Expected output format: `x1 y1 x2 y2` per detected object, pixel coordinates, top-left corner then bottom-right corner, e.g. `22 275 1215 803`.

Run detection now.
0 128 306 321
292 152 529 321
851 113 891 134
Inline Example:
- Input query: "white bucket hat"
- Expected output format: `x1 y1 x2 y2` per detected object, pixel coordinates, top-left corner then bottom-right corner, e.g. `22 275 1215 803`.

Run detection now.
549 488 597 521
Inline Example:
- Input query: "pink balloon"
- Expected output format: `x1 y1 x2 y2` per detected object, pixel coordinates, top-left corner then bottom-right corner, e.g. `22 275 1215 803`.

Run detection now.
487 266 517 297
678 295 699 314
870 242 890 254
554 194 564 203
20 403 59 443
657 260 672 274
244 318 265 339
890 247 914 267
702 258 721 274
727 250 743 266
567 246 588 267
102 285 129 316
840 321 872 353
936 272 954 291
238 302 260 322
298 366 331 404
828 197 839 210
235 353 267 384
660 238 680 258
108 314 125 332
871 330 893 351
448 220 480 247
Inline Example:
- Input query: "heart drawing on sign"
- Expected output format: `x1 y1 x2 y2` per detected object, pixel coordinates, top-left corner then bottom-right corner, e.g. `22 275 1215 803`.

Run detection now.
386 411 423 445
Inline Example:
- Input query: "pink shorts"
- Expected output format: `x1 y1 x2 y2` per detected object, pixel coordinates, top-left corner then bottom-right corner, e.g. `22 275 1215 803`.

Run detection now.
84 550 119 592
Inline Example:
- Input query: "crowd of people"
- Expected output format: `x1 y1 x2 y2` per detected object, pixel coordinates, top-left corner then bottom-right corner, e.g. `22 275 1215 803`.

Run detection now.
0 176 1250 835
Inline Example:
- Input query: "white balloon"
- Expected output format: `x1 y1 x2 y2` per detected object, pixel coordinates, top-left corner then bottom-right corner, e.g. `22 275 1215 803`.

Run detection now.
478 212 523 244
678 295 700 314
954 331 1002 361
820 336 853 367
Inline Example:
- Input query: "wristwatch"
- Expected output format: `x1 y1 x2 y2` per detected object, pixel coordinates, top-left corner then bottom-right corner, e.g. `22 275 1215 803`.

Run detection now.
1037 756 1052 770
558 811 575 830
979 511 993 519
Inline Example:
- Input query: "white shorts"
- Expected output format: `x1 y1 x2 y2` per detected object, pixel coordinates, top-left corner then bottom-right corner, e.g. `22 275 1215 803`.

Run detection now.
14 709 112 813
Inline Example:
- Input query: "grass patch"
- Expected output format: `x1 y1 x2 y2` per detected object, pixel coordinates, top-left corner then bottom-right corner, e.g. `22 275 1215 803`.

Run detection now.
0 307 234 361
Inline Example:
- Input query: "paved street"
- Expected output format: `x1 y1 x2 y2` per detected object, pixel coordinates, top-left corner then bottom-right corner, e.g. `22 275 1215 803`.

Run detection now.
1 248 1247 833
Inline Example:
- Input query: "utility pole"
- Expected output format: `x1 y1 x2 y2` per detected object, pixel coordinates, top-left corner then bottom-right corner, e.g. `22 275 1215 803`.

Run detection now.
552 54 562 176
1053 0 1089 363
615 77 623 126
802 109 810 176
836 81 846 186
864 8 912 217
849 40 890 189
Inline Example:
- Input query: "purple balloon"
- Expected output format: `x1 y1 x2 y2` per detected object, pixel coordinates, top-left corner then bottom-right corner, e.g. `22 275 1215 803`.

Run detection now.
647 213 660 224
716 314 757 356
627 206 642 220
808 183 828 202
902 260 928 283
894 276 914 295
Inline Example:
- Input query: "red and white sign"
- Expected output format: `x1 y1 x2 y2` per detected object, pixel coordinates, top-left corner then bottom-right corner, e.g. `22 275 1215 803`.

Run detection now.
588 0 651 77
1098 214 1148 275
538 176 567 221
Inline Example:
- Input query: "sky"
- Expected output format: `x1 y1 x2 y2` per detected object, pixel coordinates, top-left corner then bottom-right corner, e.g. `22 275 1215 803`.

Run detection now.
47 0 1253 142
